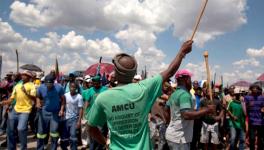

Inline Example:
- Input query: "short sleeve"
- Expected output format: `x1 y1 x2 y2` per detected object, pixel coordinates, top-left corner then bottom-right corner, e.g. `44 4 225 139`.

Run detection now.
87 99 106 127
179 93 192 111
59 86 65 97
81 91 86 99
228 102 232 112
216 100 222 111
30 85 37 96
139 75 163 103
37 86 43 99
86 91 92 103
165 100 170 107
78 95 84 107
10 86 16 99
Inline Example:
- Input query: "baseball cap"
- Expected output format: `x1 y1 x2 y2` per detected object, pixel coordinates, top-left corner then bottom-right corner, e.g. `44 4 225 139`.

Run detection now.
69 73 76 78
92 75 101 82
84 75 92 82
76 77 83 81
44 75 55 83
175 69 193 79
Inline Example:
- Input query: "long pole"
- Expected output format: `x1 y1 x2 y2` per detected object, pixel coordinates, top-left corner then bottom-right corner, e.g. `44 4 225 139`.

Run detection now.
203 51 213 101
190 0 209 41
0 54 2 80
16 49 19 73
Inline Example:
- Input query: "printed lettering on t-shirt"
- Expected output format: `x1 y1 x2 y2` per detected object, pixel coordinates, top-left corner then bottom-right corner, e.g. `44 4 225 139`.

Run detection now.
110 102 143 135
112 103 135 112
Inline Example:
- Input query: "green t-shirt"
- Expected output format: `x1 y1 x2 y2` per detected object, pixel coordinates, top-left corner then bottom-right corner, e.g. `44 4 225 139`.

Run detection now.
84 86 107 118
228 100 245 129
88 75 163 150
200 98 222 125
165 86 194 143
82 88 89 101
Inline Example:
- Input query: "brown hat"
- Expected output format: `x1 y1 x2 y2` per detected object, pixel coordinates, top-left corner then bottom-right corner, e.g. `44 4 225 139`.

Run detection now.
21 70 33 77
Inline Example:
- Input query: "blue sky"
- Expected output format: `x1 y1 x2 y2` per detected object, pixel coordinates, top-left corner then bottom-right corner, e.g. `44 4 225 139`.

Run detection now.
0 0 263 84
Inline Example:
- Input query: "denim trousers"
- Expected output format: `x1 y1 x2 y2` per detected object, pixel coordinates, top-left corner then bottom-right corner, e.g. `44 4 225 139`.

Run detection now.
37 109 59 150
0 105 8 133
7 109 30 150
230 127 245 150
60 117 78 150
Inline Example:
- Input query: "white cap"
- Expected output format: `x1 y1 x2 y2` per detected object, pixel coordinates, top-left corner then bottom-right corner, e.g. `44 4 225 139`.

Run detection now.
76 77 83 81
133 75 142 80
84 75 92 82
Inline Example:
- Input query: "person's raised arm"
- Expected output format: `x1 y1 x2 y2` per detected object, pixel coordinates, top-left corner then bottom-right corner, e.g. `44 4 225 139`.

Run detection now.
160 40 193 82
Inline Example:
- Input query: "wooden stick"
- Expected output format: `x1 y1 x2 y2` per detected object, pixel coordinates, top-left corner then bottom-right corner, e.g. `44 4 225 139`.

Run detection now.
190 0 208 41
15 49 19 73
203 51 213 101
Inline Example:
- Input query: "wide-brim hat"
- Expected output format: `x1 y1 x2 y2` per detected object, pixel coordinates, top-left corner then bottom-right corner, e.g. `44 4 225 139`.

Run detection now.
21 70 33 78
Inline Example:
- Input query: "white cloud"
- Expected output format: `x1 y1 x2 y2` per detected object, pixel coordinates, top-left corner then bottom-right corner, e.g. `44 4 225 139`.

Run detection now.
223 70 258 84
0 18 23 44
115 25 157 49
86 37 122 58
184 62 258 85
184 62 220 82
9 1 56 27
246 46 264 57
9 0 247 46
0 19 122 75
233 58 260 68
134 47 167 76
2 0 250 80
59 31 87 51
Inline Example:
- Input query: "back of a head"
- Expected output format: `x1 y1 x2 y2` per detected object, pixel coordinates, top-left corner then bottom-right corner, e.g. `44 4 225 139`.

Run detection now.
112 53 137 84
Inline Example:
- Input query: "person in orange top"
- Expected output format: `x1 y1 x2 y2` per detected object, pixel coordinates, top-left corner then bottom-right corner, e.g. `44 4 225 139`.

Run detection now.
0 70 36 150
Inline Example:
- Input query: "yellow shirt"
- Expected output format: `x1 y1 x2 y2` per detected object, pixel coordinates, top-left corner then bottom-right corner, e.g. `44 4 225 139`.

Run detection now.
10 82 36 113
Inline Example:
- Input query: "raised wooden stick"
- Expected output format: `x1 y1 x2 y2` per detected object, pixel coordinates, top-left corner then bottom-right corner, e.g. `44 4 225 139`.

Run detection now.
190 0 209 41
203 50 213 101
15 49 19 73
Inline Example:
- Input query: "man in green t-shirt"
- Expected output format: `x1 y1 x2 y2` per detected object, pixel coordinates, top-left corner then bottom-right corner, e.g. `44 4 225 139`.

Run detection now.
83 76 108 117
227 89 246 150
165 70 216 150
84 75 107 149
87 40 193 150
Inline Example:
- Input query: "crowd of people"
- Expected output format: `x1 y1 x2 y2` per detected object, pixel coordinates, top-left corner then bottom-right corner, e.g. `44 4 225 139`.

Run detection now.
0 40 263 150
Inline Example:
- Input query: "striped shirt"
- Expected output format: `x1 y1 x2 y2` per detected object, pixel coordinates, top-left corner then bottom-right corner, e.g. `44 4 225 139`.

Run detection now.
244 95 264 125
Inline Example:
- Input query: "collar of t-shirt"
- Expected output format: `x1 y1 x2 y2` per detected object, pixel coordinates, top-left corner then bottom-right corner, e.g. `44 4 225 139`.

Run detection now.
177 85 189 93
